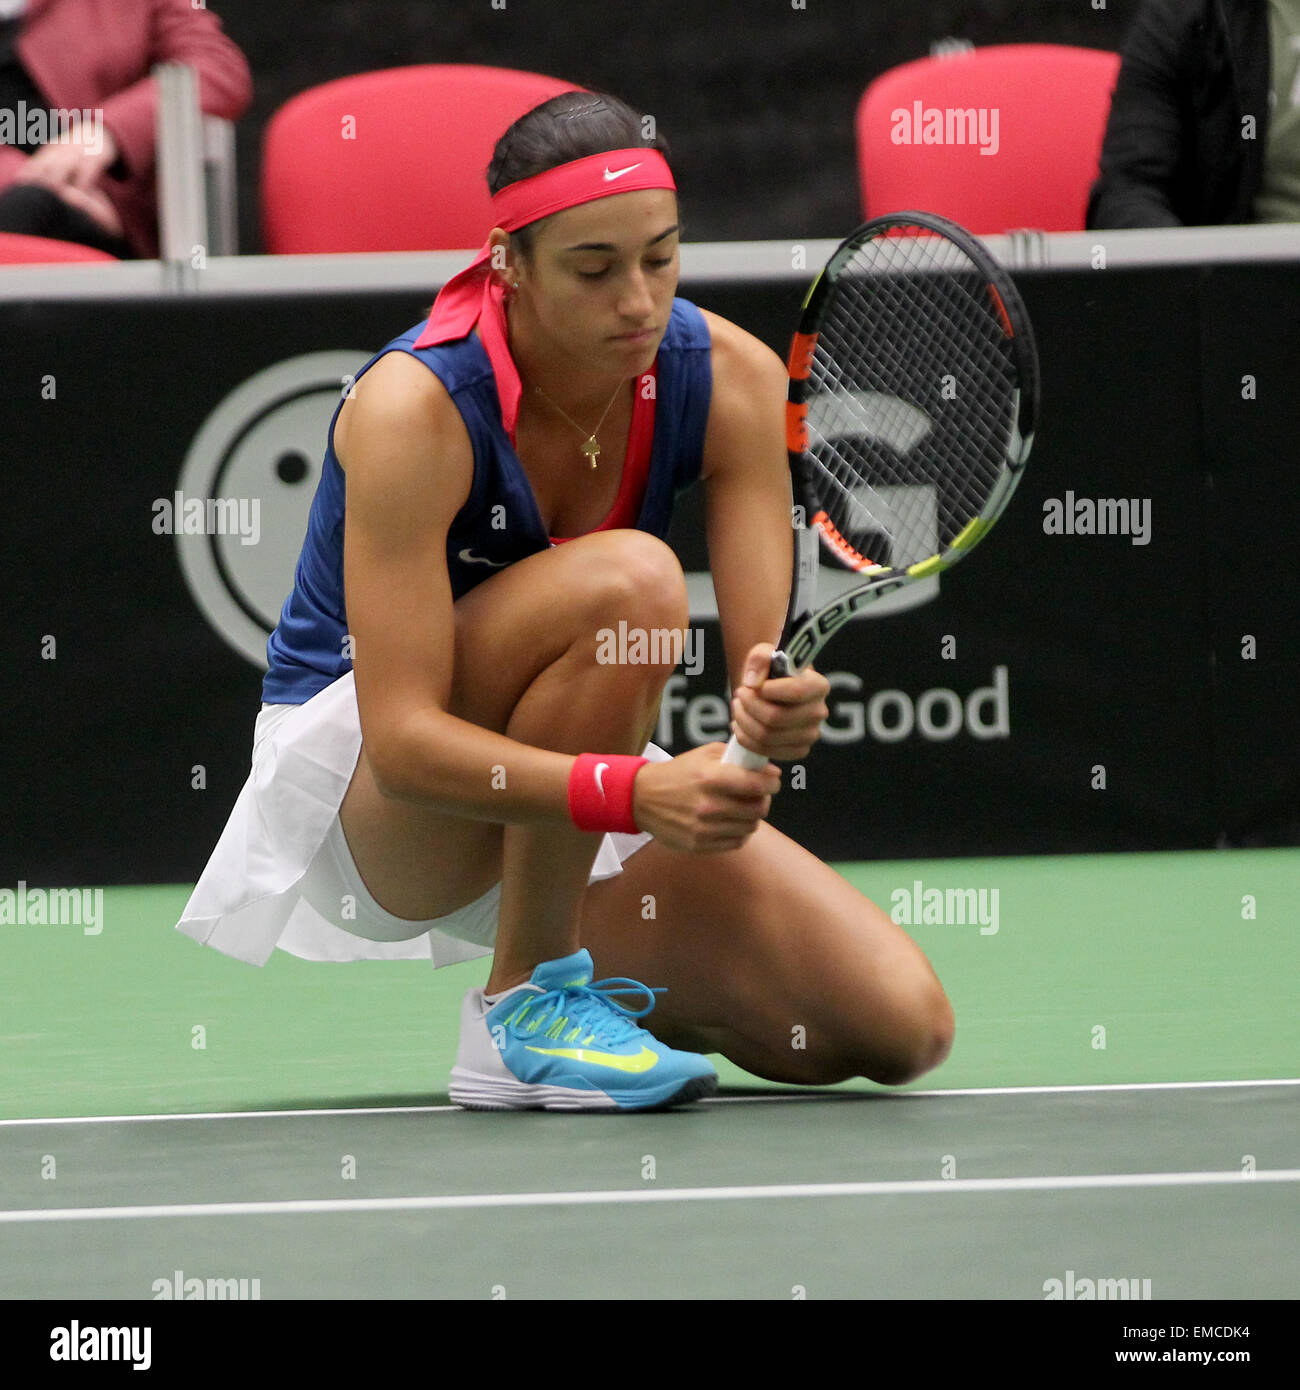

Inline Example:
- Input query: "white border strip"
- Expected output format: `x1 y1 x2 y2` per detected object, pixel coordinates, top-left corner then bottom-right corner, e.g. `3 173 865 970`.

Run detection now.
1 1078 1296 1128
3 1169 1297 1225
1 225 1296 301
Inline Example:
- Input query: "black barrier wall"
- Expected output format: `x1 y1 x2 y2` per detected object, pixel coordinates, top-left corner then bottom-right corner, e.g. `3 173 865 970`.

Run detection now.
2 258 1298 884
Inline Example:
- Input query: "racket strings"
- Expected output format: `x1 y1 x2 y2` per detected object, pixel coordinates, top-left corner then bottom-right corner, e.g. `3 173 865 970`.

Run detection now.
814 281 1010 548
803 228 1018 570
815 270 1009 545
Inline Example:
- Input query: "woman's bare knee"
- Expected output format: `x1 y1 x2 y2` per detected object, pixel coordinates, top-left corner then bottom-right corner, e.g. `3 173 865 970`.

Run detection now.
855 982 956 1086
574 530 689 645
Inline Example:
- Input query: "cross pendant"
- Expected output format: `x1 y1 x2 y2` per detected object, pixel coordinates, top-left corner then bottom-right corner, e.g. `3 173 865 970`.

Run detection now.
582 436 600 469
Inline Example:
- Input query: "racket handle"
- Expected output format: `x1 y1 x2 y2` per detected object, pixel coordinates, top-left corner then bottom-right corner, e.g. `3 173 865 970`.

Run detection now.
720 648 792 769
721 734 768 770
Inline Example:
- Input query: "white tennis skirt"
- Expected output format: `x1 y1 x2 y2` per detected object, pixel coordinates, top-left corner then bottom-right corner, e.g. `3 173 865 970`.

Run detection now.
175 670 666 967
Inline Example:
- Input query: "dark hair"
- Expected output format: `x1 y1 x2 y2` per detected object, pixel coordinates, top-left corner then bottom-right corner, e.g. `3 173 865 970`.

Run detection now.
488 91 672 258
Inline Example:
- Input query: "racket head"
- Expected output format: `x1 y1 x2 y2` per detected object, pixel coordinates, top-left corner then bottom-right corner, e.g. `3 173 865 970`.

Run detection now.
780 210 1039 669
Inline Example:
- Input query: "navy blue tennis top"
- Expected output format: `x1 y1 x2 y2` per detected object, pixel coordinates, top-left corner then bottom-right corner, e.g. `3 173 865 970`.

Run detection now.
262 296 714 704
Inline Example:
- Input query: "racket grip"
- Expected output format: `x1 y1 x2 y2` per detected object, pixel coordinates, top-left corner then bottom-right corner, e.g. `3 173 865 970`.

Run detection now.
721 734 768 770
720 648 791 769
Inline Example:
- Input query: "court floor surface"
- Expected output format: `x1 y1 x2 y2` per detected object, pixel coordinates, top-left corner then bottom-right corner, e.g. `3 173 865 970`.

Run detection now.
2 847 1296 1299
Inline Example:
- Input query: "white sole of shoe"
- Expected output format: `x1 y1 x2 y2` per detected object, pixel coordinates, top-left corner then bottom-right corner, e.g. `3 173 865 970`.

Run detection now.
449 1065 716 1113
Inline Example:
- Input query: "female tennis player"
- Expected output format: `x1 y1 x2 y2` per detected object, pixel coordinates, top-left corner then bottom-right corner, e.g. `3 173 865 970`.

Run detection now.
178 92 954 1111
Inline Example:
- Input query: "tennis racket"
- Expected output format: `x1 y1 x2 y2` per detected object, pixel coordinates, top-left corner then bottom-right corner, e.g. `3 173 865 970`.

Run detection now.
723 210 1040 770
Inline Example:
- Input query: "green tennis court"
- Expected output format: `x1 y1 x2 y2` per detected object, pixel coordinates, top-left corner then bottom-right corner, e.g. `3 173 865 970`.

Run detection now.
2 846 1296 1300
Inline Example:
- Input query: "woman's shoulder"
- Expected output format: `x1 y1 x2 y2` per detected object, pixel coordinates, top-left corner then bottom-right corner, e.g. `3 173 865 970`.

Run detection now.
691 306 786 403
334 348 467 477
662 298 784 384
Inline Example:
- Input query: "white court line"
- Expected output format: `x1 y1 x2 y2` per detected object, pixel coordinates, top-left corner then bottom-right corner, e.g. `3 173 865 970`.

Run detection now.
1 1078 1297 1128
708 1078 1300 1102
0 1103 462 1128
2 1169 1297 1225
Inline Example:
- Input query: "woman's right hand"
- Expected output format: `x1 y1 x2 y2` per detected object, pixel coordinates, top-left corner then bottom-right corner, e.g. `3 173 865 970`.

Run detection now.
631 743 780 854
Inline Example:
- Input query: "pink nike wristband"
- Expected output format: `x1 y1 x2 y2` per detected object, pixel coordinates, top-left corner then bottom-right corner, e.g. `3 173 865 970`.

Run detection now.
568 753 649 834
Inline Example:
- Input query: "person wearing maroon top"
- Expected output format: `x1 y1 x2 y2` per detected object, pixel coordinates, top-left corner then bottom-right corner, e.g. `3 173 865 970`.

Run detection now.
0 0 251 256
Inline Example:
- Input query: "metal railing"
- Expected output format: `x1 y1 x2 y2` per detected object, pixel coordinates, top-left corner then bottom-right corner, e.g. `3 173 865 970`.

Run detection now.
154 61 237 285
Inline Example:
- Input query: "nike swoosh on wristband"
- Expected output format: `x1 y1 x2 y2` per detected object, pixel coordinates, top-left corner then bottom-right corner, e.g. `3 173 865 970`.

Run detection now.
459 549 507 567
525 1045 659 1073
594 762 610 797
603 163 642 182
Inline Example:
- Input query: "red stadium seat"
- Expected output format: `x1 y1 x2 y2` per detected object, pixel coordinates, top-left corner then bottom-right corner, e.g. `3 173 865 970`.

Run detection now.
856 44 1121 234
0 231 121 264
261 64 582 254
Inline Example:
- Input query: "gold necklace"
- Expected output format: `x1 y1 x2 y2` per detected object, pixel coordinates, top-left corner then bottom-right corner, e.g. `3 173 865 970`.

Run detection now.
533 382 624 470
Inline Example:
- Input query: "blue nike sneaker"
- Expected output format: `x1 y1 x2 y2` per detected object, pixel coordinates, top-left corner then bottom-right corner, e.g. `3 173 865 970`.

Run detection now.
449 949 717 1111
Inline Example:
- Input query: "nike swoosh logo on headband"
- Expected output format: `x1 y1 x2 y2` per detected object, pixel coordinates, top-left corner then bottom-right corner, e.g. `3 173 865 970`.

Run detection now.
603 163 642 182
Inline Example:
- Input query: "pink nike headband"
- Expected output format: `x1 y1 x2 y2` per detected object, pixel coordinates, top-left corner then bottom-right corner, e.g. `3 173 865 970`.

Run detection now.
489 148 676 229
414 148 677 348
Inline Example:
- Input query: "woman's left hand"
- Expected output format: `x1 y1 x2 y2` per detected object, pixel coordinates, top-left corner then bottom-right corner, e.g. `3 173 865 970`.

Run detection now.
729 642 831 762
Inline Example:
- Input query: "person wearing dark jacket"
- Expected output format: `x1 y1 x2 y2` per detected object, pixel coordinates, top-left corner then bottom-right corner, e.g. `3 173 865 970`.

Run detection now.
1087 0 1300 227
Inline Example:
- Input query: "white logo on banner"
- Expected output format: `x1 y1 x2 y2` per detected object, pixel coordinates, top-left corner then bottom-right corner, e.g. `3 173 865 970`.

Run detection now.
174 352 368 668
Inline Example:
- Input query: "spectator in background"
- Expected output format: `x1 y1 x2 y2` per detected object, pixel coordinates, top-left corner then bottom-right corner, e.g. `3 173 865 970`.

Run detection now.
1088 0 1300 227
0 0 251 258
